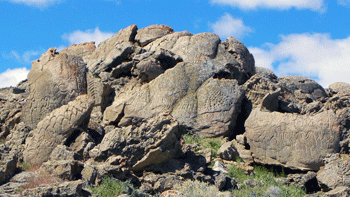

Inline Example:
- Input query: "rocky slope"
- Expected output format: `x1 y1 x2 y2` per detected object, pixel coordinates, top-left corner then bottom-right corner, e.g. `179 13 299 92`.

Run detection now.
0 24 350 196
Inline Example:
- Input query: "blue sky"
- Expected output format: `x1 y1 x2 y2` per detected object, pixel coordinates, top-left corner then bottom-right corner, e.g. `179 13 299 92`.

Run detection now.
1 0 350 88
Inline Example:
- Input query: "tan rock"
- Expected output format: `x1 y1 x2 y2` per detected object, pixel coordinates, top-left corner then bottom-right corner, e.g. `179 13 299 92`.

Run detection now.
22 48 88 129
136 24 174 47
245 108 340 171
23 95 94 165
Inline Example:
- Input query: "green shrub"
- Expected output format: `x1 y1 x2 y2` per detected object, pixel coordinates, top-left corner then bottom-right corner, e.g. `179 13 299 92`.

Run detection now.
182 134 224 157
89 177 160 197
174 179 221 197
228 165 306 197
90 177 133 197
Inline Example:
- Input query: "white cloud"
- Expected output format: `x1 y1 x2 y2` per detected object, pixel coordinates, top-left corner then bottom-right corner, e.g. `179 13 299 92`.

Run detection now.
248 33 350 88
0 67 29 88
210 13 252 40
62 27 114 47
338 0 350 7
6 0 62 7
210 0 325 12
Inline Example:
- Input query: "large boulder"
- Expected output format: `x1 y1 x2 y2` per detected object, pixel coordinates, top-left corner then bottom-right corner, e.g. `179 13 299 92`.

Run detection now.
104 57 245 137
328 82 350 95
245 108 340 171
21 180 84 197
60 41 96 62
135 24 174 47
22 48 88 129
90 113 182 171
23 95 94 165
87 25 138 75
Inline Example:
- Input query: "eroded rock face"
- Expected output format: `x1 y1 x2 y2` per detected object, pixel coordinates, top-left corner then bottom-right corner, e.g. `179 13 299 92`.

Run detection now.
317 154 350 191
0 87 26 139
105 58 245 137
87 25 138 75
23 95 94 165
245 108 340 171
135 24 174 47
22 48 88 129
0 144 17 185
90 113 181 171
60 41 96 62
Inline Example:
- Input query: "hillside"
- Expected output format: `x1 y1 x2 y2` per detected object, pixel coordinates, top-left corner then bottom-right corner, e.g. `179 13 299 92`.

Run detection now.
1 24 350 197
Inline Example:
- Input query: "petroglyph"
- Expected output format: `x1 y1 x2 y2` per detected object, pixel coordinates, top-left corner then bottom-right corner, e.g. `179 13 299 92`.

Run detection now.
245 109 340 171
22 49 87 129
23 95 94 165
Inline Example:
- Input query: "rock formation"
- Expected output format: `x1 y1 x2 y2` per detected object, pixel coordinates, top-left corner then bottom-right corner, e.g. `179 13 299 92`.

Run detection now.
0 24 350 196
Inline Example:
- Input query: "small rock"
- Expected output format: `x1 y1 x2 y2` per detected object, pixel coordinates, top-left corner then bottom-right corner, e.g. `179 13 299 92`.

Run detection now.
212 161 228 174
217 142 239 161
265 186 282 197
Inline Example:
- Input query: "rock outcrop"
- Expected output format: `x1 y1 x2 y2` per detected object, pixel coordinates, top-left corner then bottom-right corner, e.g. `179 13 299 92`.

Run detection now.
1 24 350 196
90 112 182 171
22 48 88 129
23 95 94 164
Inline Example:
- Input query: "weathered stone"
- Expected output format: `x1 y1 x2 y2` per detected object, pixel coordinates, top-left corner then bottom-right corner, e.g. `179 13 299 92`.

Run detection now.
217 142 239 161
106 57 245 137
212 161 228 174
222 37 255 77
214 171 236 191
245 109 340 171
135 24 174 47
317 154 350 191
132 49 182 82
322 186 350 197
60 41 96 61
0 87 27 138
87 25 138 74
236 134 246 145
242 74 280 111
198 148 212 164
37 160 83 181
69 131 95 160
231 140 254 164
260 88 280 112
23 95 94 164
21 180 83 197
280 171 317 189
278 76 328 113
170 33 220 62
144 31 222 63
265 186 282 197
49 145 78 161
0 145 17 185
87 72 114 113
22 48 88 129
81 165 98 185
255 67 278 81
328 82 350 95
91 113 182 171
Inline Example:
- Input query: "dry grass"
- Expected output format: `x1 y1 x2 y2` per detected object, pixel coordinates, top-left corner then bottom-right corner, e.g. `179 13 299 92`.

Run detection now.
22 174 60 191
20 162 42 172
174 180 221 197
18 163 61 195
